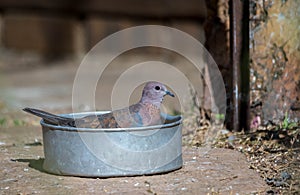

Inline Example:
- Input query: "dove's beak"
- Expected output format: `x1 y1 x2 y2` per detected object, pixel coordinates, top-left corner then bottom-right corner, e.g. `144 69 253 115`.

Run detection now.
165 90 175 97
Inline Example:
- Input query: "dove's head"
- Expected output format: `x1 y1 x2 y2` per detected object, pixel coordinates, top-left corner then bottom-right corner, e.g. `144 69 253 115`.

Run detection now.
140 81 174 106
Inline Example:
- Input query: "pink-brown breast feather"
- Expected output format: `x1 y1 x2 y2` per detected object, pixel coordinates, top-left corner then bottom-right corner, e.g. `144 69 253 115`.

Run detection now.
136 103 162 126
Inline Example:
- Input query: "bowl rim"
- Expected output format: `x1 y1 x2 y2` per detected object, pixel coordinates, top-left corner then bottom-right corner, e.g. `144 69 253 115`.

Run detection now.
40 111 182 132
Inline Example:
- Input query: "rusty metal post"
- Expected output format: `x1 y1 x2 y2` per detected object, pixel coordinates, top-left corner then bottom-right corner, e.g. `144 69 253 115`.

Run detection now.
230 0 250 131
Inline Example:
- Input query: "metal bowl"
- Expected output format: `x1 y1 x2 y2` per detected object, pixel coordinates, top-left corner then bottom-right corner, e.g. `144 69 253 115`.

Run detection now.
40 111 182 177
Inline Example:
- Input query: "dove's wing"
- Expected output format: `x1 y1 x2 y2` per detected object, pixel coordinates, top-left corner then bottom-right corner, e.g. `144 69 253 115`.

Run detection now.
74 112 118 128
76 102 162 128
75 103 144 128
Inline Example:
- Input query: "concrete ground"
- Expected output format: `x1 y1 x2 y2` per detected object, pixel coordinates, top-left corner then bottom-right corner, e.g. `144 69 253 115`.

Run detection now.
0 60 268 194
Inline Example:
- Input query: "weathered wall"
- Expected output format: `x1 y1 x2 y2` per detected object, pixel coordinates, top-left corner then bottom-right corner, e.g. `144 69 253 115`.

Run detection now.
250 0 300 123
0 0 207 56
2 14 77 57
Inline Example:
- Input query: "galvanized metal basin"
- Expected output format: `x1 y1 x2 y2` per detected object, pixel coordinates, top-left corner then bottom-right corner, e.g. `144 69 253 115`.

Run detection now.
41 111 182 177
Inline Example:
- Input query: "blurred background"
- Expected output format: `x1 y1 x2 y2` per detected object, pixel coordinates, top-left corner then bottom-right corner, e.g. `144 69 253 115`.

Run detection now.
0 0 229 114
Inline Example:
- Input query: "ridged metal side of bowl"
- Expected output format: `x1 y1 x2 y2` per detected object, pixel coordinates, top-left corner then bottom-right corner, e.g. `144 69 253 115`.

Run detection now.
41 111 182 177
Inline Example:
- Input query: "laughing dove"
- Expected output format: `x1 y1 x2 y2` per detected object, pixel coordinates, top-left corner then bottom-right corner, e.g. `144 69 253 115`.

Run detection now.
23 81 174 128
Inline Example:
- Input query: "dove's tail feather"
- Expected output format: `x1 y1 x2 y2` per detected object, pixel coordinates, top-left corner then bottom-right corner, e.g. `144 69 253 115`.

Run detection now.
23 107 75 126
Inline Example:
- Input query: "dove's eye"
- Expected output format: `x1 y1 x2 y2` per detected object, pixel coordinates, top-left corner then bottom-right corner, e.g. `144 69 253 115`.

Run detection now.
155 86 161 90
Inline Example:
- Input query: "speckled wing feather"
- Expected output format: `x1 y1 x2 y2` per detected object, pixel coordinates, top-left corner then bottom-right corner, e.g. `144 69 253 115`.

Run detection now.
75 102 162 128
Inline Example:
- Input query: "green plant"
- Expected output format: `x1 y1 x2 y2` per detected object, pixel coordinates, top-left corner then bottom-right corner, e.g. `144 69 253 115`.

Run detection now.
0 117 6 126
281 112 297 130
215 113 225 120
13 119 26 126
